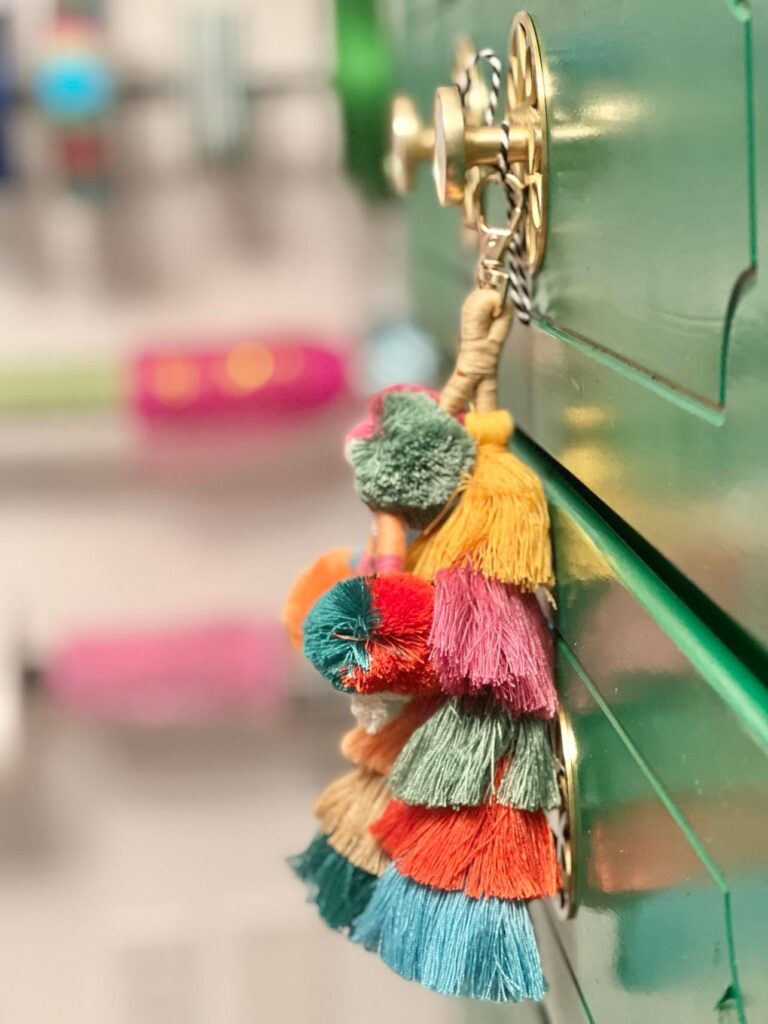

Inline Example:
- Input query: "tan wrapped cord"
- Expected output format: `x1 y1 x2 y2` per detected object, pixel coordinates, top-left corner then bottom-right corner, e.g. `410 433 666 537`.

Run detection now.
439 288 513 415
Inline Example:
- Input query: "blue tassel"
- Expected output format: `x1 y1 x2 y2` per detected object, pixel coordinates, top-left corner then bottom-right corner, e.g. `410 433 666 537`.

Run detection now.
353 866 546 1002
302 577 377 690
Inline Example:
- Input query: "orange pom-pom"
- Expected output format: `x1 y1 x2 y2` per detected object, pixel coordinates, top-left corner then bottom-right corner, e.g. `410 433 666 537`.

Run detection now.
340 696 444 774
370 798 559 901
281 548 354 650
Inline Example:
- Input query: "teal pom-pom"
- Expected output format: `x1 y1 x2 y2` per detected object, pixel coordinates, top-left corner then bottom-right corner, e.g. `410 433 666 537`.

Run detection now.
346 389 476 528
389 697 518 807
353 867 546 1002
303 577 377 690
498 718 561 811
289 833 378 932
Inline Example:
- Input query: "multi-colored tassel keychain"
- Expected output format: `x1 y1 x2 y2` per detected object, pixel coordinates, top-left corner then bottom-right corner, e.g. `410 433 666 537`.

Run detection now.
283 59 563 1000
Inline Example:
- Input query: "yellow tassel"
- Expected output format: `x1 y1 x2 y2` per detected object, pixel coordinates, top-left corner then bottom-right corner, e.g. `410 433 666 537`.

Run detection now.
406 410 555 591
313 767 391 876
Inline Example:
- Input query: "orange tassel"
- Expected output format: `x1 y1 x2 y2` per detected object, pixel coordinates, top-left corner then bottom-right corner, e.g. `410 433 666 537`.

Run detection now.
370 798 559 901
340 697 444 774
281 548 354 650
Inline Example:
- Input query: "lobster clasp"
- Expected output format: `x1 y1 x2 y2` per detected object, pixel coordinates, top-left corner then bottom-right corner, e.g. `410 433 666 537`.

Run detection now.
470 169 524 298
476 221 514 296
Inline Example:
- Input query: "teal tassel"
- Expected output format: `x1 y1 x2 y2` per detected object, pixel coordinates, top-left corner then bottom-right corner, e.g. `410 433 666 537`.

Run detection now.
346 389 476 528
388 697 517 807
353 867 546 1002
498 718 561 811
289 833 378 932
302 577 376 690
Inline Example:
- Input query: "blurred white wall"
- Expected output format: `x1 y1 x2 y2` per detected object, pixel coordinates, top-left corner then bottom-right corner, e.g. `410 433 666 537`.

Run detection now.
0 5 436 1024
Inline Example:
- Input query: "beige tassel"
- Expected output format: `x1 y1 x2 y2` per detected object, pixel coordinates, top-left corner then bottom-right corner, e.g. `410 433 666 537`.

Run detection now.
313 767 391 876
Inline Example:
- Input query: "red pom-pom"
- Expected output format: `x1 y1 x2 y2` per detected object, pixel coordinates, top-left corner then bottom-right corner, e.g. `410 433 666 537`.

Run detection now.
344 574 439 696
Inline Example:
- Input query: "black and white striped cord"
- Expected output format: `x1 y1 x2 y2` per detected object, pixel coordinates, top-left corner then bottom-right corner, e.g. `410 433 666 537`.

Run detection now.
457 48 502 126
459 48 533 323
498 118 532 324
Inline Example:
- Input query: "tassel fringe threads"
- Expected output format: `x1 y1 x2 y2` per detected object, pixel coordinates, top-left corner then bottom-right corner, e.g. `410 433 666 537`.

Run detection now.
289 832 377 933
430 566 557 718
371 798 559 900
353 867 546 1003
388 699 560 812
314 767 392 876
389 697 516 807
499 717 562 812
341 697 444 774
407 411 554 592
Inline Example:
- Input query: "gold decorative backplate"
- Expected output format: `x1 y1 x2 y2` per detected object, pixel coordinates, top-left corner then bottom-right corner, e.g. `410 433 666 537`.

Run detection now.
506 12 548 271
549 705 579 919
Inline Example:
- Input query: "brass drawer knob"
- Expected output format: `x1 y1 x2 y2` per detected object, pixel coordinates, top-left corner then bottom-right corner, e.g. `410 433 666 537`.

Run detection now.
431 13 548 271
386 94 435 196
432 84 532 207
386 36 491 197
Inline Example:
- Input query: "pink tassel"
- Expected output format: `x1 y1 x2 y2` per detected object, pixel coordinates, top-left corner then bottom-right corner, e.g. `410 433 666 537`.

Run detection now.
430 566 557 718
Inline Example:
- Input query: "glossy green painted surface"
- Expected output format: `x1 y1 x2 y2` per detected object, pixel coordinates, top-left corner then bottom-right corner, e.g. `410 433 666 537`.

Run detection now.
395 0 768 652
387 2 768 1017
532 451 767 1023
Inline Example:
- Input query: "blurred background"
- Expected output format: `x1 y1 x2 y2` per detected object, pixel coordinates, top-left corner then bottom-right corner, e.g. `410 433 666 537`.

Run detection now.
0 1 468 1021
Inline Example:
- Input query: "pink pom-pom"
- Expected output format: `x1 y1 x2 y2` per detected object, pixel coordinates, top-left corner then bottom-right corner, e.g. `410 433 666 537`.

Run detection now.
430 566 557 718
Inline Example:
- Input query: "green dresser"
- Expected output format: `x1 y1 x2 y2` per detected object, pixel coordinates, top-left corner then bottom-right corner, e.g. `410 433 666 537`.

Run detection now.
382 1 768 1020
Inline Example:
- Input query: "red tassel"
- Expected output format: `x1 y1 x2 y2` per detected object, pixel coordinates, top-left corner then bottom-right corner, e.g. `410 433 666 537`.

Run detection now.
370 798 559 901
344 574 439 695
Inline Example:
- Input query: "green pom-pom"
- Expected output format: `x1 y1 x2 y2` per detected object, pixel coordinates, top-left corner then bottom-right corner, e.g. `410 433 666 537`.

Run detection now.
303 577 376 690
346 390 476 528
289 832 378 932
389 697 518 807
498 718 561 811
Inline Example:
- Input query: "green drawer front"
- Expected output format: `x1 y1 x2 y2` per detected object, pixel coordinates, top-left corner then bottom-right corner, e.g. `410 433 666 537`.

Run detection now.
394 0 768 652
521 440 768 1024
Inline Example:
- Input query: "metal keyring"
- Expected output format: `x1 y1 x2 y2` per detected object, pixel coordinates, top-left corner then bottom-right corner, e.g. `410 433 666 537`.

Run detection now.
467 166 525 240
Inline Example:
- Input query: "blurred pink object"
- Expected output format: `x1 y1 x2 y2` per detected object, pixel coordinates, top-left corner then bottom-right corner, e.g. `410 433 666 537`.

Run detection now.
46 619 290 723
130 339 349 427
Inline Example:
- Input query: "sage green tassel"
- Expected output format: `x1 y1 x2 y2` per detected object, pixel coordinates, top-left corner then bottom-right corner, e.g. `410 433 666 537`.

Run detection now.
389 697 517 807
498 718 561 811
